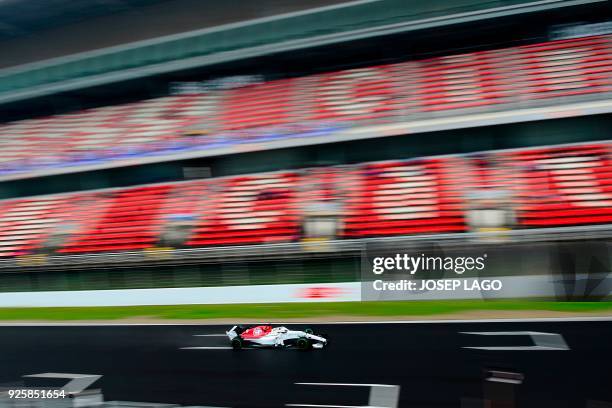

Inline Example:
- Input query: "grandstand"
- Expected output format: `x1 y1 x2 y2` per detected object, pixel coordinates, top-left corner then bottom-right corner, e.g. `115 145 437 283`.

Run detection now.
0 34 610 179
0 141 610 258
0 0 610 293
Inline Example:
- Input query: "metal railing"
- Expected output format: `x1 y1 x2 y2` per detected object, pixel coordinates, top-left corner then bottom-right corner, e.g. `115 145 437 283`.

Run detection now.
1 225 610 273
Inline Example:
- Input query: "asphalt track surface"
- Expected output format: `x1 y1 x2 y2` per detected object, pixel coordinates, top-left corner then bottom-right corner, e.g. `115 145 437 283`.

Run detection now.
0 320 611 407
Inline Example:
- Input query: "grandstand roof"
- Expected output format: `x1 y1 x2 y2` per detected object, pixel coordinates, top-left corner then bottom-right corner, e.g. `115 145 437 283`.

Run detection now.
0 0 161 40
1 0 606 107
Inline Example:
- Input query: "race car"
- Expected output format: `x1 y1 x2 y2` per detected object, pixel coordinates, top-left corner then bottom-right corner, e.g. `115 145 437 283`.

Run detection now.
226 325 328 350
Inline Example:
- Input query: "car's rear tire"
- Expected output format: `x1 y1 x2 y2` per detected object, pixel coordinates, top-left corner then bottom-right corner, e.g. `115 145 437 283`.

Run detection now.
231 338 242 350
296 338 310 350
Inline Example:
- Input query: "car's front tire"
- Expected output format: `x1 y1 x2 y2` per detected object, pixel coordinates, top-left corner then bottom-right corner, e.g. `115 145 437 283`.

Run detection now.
231 338 243 350
296 338 311 350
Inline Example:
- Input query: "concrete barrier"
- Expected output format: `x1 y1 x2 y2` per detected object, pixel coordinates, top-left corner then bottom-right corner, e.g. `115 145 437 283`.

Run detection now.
0 274 607 307
0 282 360 307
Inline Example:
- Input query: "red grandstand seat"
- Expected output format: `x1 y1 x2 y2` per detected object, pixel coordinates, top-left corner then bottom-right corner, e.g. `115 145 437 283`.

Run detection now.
220 79 297 131
342 157 469 237
306 66 404 123
494 143 612 226
412 49 512 112
509 36 612 100
59 185 172 253
186 172 300 246
0 197 67 257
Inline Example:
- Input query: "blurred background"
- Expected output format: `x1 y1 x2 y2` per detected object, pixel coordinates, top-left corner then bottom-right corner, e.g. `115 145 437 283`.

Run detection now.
0 2 612 407
0 0 609 302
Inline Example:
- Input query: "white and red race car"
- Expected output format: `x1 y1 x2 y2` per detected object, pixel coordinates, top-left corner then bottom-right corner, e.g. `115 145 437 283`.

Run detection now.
226 325 328 350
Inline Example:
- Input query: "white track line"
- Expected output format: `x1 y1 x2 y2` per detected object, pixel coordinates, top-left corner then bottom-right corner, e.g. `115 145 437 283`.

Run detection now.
286 405 386 407
461 331 570 351
464 346 568 351
286 405 386 408
180 347 233 350
461 331 559 335
296 383 396 388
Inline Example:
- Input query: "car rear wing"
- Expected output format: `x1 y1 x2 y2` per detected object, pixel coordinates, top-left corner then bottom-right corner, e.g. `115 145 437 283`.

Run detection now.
226 326 238 339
